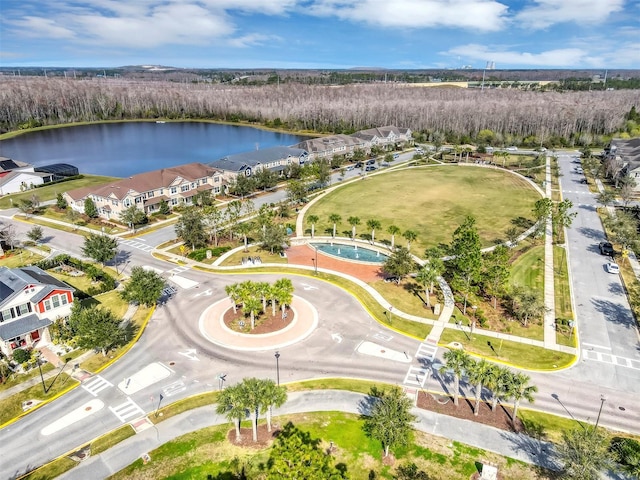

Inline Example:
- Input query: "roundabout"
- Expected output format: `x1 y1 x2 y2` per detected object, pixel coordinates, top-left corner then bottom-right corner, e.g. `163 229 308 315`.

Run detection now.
198 295 319 352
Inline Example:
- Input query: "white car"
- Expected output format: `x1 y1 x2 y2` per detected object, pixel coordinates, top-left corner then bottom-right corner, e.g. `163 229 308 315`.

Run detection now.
606 262 620 274
575 167 584 174
506 146 518 151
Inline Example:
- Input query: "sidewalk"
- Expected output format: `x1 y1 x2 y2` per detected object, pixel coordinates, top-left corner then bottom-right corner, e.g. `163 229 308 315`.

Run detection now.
543 156 558 348
58 390 560 479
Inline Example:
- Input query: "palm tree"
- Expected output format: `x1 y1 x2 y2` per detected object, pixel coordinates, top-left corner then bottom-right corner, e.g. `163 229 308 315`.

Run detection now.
348 216 360 240
245 295 262 330
236 221 253 252
329 213 341 238
216 384 247 441
242 377 265 442
261 380 288 433
402 229 418 251
440 349 470 407
387 224 400 249
367 219 381 244
486 365 512 413
307 214 319 238
225 283 241 314
255 281 270 312
467 359 493 416
268 283 279 316
506 372 538 422
274 278 294 319
415 266 438 307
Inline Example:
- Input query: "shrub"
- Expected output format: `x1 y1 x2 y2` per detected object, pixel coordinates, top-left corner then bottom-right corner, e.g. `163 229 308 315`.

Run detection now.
187 246 231 261
12 348 30 364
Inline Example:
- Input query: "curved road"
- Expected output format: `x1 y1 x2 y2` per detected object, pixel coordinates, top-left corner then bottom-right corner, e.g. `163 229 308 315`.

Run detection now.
1 150 639 478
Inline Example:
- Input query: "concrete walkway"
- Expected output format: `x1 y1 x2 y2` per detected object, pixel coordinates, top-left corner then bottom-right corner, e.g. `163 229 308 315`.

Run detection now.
543 156 558 348
58 390 560 480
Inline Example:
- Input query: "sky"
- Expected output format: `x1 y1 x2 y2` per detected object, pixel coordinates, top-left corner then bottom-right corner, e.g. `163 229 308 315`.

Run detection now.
1 0 639 70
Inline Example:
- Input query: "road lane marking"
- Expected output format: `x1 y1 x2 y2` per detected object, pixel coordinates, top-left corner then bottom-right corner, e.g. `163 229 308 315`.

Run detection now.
582 342 611 350
109 397 145 423
81 375 113 397
415 343 438 362
118 362 173 394
583 350 640 370
403 366 430 388
41 399 104 436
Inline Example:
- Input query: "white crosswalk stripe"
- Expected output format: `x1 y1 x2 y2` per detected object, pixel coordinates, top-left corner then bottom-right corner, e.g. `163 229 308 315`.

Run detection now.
582 350 640 370
372 331 393 342
119 239 155 252
415 343 438 362
81 375 113 397
167 265 190 275
403 366 431 388
161 380 187 397
109 397 146 423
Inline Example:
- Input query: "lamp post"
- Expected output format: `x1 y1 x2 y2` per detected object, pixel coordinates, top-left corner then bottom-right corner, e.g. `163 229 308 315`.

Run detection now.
218 373 226 391
595 395 606 428
274 351 281 386
311 251 317 274
36 353 47 394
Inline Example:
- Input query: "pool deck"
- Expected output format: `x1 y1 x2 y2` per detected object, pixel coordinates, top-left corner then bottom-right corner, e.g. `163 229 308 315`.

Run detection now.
286 244 386 283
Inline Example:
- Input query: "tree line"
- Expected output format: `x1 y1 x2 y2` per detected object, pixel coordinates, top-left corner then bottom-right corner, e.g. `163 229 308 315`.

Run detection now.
1 77 637 145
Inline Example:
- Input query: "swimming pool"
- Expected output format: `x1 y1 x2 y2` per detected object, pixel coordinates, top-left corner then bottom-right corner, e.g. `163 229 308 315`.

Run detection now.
311 243 389 263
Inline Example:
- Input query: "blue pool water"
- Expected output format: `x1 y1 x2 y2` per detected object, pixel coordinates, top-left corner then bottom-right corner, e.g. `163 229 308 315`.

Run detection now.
311 243 388 263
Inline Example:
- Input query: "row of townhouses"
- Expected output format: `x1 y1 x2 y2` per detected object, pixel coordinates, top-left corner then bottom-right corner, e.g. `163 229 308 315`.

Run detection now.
603 138 640 190
64 125 412 220
0 266 75 357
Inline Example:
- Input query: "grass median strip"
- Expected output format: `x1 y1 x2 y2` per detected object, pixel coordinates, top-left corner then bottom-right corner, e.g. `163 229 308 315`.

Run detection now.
439 329 575 370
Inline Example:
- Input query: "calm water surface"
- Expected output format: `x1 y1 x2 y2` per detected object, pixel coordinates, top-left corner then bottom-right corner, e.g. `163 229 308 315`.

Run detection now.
0 122 308 177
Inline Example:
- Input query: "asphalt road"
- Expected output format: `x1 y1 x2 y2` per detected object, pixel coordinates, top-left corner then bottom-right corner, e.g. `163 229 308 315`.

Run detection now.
1 149 640 478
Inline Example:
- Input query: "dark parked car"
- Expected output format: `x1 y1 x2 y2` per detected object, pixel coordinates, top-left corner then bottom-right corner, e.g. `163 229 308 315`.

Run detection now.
355 162 363 168
366 159 376 165
365 165 377 172
599 241 614 256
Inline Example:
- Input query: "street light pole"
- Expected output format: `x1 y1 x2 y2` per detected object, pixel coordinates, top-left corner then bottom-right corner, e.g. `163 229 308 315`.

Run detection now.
311 246 318 274
37 353 47 394
274 351 280 386
595 395 606 428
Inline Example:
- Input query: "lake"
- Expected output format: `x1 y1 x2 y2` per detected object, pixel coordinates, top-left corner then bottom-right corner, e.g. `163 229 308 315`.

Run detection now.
0 122 308 177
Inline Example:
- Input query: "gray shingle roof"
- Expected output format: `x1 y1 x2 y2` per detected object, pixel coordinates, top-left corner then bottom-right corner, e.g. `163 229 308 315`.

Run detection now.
0 314 52 340
210 146 307 171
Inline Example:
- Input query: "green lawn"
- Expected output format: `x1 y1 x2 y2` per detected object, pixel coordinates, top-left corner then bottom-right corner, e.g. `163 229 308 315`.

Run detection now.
109 412 550 480
0 249 44 268
220 244 289 266
369 279 438 320
37 208 127 234
0 175 120 209
439 329 575 370
305 166 540 253
509 244 544 293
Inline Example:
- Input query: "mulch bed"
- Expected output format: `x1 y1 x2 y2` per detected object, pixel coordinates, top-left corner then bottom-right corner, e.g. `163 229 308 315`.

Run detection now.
223 307 291 335
227 424 280 449
417 391 524 434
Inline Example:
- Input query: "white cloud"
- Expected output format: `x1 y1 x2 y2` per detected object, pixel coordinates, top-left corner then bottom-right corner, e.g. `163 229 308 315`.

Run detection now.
514 0 625 29
11 16 77 39
4 0 301 50
444 43 590 67
307 0 510 31
76 4 235 47
227 33 281 48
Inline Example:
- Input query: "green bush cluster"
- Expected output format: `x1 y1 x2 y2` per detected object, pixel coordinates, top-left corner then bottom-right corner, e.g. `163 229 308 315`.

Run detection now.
36 254 116 297
187 246 231 261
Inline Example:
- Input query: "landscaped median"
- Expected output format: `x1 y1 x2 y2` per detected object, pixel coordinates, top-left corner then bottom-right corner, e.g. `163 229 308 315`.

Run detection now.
20 378 637 480
438 329 576 371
